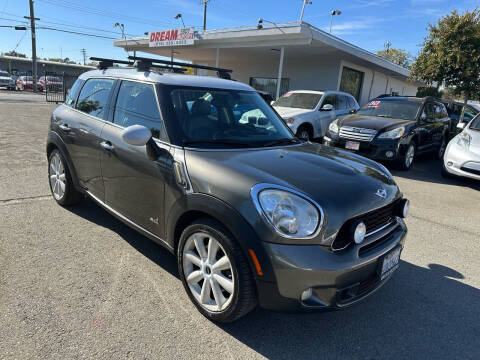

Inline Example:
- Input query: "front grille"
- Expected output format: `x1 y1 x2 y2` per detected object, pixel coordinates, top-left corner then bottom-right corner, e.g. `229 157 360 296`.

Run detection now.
339 126 377 142
331 199 400 251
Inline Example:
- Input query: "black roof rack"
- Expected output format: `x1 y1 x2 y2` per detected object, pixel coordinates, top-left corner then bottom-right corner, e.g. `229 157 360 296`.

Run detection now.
90 57 133 69
127 56 233 79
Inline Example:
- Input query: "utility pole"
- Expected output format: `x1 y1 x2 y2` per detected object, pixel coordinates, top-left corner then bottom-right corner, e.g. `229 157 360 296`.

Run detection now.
81 48 87 65
25 0 39 92
299 0 312 23
201 0 210 31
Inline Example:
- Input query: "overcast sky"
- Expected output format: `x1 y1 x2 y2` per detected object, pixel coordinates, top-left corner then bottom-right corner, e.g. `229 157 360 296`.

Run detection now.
0 0 477 64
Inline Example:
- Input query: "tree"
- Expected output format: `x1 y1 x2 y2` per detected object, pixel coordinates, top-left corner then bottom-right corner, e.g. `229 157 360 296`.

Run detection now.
376 48 412 69
410 9 480 105
3 50 27 58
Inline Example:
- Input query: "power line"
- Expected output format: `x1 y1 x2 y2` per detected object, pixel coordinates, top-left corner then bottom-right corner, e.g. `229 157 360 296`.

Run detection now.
37 0 178 28
36 26 116 40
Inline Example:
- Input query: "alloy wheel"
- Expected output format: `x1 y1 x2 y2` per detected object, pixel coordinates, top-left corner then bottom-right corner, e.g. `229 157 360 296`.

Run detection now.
182 232 235 312
438 138 447 159
49 153 66 200
405 144 415 168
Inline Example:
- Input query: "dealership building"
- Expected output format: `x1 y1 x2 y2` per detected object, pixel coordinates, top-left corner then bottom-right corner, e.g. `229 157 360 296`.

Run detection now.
0 55 94 77
114 21 420 105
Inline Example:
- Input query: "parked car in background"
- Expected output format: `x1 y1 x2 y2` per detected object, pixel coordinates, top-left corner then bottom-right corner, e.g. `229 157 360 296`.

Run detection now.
7 75 18 90
16 76 43 91
38 76 63 92
324 96 450 170
442 114 480 180
0 71 12 89
441 99 479 134
272 90 360 141
46 62 408 322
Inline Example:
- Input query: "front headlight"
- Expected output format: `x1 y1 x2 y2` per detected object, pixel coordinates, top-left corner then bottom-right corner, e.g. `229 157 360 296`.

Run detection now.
457 132 471 149
252 185 322 238
329 119 339 134
378 126 405 139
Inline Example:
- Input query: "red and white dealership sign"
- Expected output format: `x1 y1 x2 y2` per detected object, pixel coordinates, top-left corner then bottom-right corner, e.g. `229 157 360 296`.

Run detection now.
149 27 195 47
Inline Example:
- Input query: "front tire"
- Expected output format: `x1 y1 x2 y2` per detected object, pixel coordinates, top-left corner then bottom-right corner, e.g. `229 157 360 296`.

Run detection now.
296 125 312 141
399 141 416 171
178 219 257 323
48 149 83 206
437 136 447 159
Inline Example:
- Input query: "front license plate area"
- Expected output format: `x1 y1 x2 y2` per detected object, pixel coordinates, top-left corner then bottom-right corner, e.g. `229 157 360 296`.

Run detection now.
379 247 401 281
345 140 360 150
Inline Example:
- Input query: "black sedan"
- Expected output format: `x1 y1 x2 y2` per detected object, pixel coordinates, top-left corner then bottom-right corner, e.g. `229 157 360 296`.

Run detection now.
324 96 451 170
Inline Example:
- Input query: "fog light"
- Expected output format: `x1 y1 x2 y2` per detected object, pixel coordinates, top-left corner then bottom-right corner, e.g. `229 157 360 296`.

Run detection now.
385 151 394 158
447 161 453 167
399 199 409 218
353 221 366 244
301 288 313 301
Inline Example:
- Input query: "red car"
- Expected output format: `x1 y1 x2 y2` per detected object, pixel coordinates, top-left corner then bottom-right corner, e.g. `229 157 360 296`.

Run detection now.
16 76 43 91
38 76 63 92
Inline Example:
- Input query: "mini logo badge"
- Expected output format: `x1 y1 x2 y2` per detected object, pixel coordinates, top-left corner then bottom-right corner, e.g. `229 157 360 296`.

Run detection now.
375 189 387 198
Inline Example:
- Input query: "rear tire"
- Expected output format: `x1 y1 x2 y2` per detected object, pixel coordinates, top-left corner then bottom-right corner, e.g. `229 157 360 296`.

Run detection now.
48 149 83 206
178 218 257 323
437 135 447 160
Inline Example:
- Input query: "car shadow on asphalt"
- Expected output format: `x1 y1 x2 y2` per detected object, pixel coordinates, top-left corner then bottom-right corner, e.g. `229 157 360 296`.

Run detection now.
65 197 180 279
218 261 479 359
389 155 480 191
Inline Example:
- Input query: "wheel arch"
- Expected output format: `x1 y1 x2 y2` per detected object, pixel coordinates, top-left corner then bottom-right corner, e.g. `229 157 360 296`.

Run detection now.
46 131 81 190
167 193 276 283
296 122 314 138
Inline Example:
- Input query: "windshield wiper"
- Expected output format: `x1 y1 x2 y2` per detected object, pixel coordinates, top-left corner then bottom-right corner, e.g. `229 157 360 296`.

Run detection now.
262 138 301 147
183 139 255 148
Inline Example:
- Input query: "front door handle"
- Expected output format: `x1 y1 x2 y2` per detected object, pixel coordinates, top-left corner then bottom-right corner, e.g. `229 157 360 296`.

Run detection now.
58 123 70 132
100 141 114 151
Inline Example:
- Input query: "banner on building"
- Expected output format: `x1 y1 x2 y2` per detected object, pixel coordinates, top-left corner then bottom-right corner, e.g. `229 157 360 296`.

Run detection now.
149 27 195 47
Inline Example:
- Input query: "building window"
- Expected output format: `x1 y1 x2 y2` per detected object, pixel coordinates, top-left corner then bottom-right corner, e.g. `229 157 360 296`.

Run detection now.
249 77 289 98
339 67 364 101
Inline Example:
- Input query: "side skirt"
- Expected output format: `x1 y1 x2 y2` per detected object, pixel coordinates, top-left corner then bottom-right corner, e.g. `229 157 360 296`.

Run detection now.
86 190 174 253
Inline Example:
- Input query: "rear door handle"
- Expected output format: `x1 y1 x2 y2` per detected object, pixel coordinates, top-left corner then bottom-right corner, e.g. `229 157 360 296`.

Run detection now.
58 123 70 132
100 141 114 151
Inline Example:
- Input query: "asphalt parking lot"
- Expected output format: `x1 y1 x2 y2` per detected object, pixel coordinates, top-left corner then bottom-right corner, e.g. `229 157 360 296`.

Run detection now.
1 91 479 359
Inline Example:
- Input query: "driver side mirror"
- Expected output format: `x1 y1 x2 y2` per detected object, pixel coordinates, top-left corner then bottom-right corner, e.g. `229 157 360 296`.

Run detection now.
321 104 334 111
270 100 275 106
121 124 152 146
457 122 466 130
349 109 357 114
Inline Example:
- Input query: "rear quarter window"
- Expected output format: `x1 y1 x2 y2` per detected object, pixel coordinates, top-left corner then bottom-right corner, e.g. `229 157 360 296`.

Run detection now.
76 78 115 118
64 79 84 107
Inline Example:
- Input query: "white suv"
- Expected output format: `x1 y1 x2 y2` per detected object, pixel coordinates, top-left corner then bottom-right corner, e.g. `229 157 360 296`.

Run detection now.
273 90 360 141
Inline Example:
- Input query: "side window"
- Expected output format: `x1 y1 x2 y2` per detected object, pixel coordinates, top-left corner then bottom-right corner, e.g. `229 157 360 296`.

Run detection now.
65 79 84 107
463 107 477 123
337 95 348 110
346 96 355 109
434 104 444 120
420 103 435 122
76 78 114 118
322 95 337 110
113 81 166 140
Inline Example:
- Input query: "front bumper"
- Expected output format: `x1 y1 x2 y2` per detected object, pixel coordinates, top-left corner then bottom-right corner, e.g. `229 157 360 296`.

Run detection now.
443 141 480 180
257 219 407 311
324 135 406 162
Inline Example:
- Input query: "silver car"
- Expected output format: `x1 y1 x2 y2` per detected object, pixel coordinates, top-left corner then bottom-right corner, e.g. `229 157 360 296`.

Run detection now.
443 114 480 180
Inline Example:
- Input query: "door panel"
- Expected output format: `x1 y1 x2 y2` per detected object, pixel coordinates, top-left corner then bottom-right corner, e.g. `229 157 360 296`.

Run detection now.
100 123 172 236
417 103 436 152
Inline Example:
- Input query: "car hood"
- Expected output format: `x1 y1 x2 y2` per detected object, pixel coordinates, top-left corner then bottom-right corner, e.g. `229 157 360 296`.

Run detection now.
185 143 401 241
273 106 313 118
338 114 414 132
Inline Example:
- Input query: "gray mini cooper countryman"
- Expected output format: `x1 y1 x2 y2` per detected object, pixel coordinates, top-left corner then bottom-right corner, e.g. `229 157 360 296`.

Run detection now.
46 57 409 322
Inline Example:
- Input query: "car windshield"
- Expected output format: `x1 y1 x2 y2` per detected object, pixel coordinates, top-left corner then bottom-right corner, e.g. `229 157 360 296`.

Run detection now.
469 114 480 131
272 92 322 110
167 87 296 148
23 76 33 81
47 76 61 82
0 71 10 77
357 99 421 121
